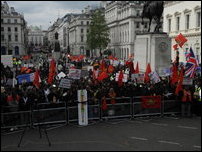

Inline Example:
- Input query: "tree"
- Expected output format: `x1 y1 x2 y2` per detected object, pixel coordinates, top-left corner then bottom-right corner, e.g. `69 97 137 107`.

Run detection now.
87 10 110 57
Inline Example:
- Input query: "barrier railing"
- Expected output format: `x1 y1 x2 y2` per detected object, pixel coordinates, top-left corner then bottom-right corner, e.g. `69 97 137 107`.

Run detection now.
1 96 181 130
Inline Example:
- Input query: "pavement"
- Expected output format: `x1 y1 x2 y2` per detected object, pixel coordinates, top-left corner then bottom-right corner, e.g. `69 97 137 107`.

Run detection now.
1 116 201 151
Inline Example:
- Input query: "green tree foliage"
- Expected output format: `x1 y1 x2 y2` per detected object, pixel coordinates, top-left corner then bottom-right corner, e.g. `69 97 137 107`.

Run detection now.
87 10 110 57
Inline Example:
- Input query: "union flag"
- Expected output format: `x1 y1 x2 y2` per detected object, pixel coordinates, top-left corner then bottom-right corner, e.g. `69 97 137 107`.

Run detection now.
141 96 161 109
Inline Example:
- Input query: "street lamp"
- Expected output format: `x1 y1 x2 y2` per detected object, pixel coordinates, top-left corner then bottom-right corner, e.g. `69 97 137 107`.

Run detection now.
67 27 70 54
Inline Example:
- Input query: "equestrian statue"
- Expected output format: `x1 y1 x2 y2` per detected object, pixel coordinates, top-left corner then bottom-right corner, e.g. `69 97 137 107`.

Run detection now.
141 1 164 33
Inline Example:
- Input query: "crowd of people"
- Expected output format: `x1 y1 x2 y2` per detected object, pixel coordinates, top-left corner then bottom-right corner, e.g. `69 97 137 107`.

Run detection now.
1 53 201 124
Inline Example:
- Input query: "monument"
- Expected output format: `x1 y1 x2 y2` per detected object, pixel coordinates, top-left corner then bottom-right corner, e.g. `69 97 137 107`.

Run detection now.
52 32 61 61
134 1 171 75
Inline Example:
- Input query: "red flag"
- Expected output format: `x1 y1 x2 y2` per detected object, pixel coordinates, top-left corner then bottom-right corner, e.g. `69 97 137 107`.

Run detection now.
22 55 31 60
47 59 56 84
97 71 108 81
173 44 179 50
175 67 184 95
101 97 108 110
134 62 139 74
144 63 152 83
108 65 114 73
141 96 161 109
170 64 179 85
99 60 107 72
175 33 187 48
118 70 124 86
33 70 41 89
108 55 118 61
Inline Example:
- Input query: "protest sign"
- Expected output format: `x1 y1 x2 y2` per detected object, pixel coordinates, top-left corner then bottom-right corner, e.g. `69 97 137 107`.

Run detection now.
68 69 81 79
16 73 35 84
87 66 93 71
115 73 128 82
57 72 66 80
1 55 13 68
77 89 88 102
149 71 161 84
113 60 119 66
182 78 193 85
59 78 72 88
131 73 144 83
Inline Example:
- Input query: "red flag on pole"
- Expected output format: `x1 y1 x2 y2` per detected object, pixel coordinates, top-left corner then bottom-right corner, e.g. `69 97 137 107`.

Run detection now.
175 33 188 48
118 70 124 86
170 64 179 85
175 67 184 95
108 65 115 73
33 70 41 89
101 97 108 111
144 63 152 83
134 62 139 74
97 71 108 81
141 96 161 109
47 59 56 84
173 44 179 51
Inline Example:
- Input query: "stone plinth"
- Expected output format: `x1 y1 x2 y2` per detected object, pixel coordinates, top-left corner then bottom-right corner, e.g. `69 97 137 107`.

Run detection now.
134 33 171 75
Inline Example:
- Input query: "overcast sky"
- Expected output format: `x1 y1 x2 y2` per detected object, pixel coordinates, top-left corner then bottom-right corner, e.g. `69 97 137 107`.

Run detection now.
7 1 101 30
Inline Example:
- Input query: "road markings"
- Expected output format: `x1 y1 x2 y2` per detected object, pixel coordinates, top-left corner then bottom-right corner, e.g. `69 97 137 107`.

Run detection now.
130 137 148 141
158 140 181 146
193 145 201 149
151 123 168 126
177 126 198 130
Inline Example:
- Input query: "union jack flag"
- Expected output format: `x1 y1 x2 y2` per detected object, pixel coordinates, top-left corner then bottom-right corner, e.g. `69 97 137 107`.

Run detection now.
185 47 199 78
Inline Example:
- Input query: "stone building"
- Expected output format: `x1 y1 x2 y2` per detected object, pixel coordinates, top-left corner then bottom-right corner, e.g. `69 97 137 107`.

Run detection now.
1 1 28 56
163 1 201 64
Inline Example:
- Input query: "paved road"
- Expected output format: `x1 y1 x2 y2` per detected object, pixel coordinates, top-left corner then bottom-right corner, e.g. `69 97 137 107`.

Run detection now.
1 116 201 151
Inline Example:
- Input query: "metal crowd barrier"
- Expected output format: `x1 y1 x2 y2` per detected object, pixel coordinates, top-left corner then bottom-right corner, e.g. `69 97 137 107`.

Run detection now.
1 97 181 130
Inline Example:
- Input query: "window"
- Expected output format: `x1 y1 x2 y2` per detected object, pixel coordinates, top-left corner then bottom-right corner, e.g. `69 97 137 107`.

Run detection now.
1 27 4 31
8 19 11 23
1 35 5 41
87 21 89 25
81 36 84 42
197 12 201 27
144 23 148 28
87 29 89 33
176 17 180 31
15 35 18 42
8 35 11 41
8 27 11 32
81 28 84 33
14 19 17 23
1 19 3 23
81 21 83 25
186 14 190 29
136 22 140 28
137 10 140 16
15 27 18 32
168 19 171 32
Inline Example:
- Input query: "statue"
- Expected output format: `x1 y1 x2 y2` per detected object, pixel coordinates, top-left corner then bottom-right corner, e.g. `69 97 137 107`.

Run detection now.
54 32 60 52
141 1 164 33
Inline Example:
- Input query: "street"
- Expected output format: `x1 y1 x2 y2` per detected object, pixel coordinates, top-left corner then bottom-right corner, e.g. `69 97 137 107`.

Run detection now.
1 116 201 151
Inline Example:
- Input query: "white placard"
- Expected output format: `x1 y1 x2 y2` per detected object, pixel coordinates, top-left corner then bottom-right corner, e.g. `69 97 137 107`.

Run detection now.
59 78 72 88
57 72 66 80
182 78 193 85
87 66 93 71
1 55 13 68
77 90 87 102
131 73 145 83
78 102 88 126
68 69 81 79
149 71 161 84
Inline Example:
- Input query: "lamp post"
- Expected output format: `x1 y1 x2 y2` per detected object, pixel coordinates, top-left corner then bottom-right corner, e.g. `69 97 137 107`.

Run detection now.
67 27 70 54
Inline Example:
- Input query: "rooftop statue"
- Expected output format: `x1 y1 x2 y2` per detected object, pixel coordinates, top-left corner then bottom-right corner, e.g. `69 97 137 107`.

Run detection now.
141 1 164 33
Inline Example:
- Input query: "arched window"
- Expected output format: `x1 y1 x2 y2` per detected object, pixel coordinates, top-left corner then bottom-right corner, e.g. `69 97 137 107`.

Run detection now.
1 46 6 55
15 46 19 55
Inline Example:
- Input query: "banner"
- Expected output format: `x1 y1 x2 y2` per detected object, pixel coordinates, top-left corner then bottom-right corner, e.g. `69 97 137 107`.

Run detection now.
16 73 35 84
141 96 161 109
57 72 66 80
182 78 193 85
68 69 81 79
1 55 13 68
59 78 72 89
131 74 144 83
149 71 161 84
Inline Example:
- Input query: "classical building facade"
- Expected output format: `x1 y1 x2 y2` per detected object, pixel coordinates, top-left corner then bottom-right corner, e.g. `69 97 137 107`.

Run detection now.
1 1 28 56
163 1 201 64
105 1 160 60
